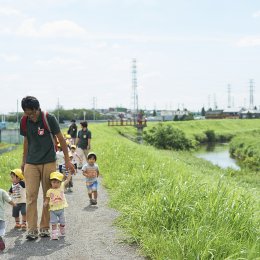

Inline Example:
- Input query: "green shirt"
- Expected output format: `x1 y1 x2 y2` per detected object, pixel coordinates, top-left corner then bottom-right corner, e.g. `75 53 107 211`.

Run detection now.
77 129 91 149
20 112 60 164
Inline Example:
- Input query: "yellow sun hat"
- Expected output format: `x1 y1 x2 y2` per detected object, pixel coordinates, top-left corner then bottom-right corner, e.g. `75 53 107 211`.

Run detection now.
71 145 76 149
50 172 64 182
11 169 24 180
66 134 71 139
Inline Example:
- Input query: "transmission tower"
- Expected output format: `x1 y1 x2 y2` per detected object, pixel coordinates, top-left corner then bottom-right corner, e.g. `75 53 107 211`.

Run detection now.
249 79 254 109
132 58 138 123
227 84 231 108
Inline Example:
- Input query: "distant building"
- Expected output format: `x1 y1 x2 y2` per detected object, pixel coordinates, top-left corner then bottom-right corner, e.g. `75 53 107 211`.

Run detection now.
205 110 224 119
240 109 260 119
222 108 241 119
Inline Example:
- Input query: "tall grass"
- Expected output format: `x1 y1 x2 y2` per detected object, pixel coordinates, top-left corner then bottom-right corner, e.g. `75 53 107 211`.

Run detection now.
92 124 259 259
0 145 22 190
0 124 259 259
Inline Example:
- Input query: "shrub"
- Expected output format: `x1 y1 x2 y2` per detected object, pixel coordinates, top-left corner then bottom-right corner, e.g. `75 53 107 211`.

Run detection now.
204 129 216 142
143 123 193 150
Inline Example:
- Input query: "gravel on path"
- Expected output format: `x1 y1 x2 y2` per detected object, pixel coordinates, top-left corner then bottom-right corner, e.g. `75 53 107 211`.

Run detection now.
1 172 145 260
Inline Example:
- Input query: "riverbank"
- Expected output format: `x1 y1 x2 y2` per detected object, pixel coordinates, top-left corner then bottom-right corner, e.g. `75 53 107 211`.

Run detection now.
1 122 259 259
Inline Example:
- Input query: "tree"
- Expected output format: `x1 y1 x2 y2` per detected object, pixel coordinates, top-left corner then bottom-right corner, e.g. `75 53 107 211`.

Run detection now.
201 107 206 116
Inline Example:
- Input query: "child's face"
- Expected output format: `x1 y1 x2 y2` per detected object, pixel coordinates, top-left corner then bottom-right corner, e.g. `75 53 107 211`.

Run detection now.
88 157 96 165
11 174 20 184
71 148 75 153
51 179 62 189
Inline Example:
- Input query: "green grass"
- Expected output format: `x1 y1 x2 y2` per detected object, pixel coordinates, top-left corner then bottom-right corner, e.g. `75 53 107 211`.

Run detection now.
0 145 23 190
92 124 259 259
0 123 259 259
113 119 260 147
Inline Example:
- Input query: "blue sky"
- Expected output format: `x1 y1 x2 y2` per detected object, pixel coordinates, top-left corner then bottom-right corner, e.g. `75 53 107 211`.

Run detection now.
0 0 259 113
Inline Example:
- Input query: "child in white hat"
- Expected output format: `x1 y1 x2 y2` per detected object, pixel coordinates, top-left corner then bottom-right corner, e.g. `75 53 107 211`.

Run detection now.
44 171 71 240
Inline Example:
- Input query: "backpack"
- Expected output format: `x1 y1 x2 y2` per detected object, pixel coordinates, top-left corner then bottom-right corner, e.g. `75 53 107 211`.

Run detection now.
21 111 59 152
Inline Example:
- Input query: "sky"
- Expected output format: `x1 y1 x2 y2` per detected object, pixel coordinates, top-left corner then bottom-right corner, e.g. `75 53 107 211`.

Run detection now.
0 0 259 114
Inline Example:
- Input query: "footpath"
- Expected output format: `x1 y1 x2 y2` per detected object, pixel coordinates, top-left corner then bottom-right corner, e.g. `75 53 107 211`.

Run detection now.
2 172 144 260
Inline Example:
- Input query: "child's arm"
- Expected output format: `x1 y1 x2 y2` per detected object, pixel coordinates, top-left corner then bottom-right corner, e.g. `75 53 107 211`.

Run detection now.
9 200 16 207
82 170 87 177
76 153 82 162
64 171 72 186
43 197 50 208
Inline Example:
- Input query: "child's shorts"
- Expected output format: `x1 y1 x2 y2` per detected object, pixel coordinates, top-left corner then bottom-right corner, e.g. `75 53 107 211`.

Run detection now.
50 209 65 225
12 203 26 218
86 180 98 192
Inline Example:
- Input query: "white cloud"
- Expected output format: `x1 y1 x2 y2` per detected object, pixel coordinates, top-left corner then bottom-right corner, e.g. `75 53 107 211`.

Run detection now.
17 19 86 38
237 36 260 47
35 57 81 67
0 54 21 62
252 10 260 18
0 6 24 17
0 73 20 82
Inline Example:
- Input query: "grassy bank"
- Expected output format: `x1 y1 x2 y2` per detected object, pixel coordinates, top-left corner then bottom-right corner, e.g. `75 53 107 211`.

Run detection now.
0 123 259 259
92 124 259 259
230 131 260 170
0 145 23 190
112 119 260 146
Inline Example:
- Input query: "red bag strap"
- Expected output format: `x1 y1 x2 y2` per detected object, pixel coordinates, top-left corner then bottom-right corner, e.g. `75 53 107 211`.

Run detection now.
21 115 28 134
42 111 50 132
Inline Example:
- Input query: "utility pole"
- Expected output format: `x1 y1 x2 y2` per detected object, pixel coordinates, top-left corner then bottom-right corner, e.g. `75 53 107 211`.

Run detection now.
92 97 97 121
57 98 60 123
227 84 231 108
249 79 254 109
132 58 138 124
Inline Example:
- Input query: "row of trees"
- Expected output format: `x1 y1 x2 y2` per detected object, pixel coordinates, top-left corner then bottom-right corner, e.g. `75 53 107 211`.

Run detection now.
4 108 113 123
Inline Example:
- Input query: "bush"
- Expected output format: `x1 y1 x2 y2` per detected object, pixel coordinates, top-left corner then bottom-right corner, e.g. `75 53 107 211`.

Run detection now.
143 123 193 150
204 129 216 142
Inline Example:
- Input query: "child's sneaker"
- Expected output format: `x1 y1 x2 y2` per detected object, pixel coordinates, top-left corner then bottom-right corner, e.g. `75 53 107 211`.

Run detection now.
51 229 59 240
59 225 65 236
14 223 21 229
0 236 5 251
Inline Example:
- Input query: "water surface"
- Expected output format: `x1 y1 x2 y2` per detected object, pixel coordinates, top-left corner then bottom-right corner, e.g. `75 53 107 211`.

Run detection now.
195 143 240 170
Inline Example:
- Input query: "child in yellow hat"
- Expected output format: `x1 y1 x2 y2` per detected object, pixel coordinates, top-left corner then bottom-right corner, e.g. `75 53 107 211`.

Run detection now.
44 171 71 240
9 169 27 230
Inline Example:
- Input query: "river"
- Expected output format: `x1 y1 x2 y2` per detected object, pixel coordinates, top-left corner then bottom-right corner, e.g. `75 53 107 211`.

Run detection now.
195 143 240 170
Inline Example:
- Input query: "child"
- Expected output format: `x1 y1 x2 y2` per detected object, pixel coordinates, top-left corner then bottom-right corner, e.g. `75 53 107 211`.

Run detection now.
70 145 82 173
44 171 71 240
62 152 74 192
9 169 27 230
82 152 99 205
56 144 65 173
0 188 16 251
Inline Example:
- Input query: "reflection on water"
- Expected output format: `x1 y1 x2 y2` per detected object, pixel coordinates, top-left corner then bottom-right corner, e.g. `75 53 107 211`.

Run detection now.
195 143 240 170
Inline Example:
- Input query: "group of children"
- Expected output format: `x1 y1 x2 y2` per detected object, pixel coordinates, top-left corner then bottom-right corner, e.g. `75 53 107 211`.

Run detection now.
0 146 100 250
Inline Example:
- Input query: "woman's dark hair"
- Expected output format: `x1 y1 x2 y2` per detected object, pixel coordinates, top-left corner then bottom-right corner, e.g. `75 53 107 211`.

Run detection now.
21 96 40 111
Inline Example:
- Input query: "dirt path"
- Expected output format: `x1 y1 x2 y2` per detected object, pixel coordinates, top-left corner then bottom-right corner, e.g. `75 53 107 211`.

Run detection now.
2 172 145 260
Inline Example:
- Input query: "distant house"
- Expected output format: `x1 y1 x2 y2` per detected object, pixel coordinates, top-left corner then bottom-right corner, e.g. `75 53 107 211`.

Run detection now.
160 109 190 121
240 109 260 119
223 108 241 119
205 110 224 119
